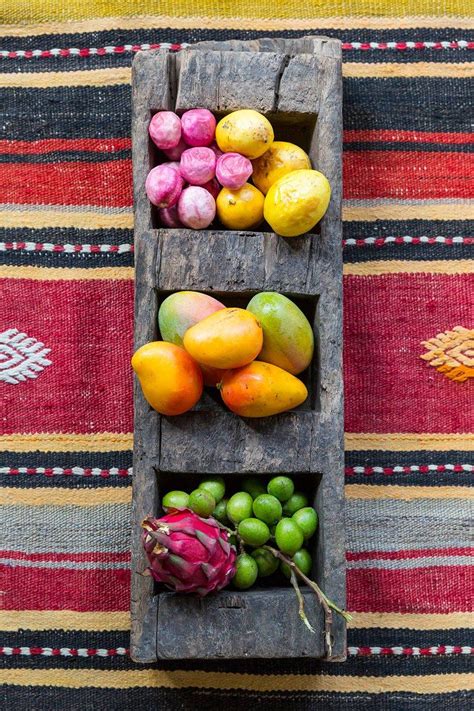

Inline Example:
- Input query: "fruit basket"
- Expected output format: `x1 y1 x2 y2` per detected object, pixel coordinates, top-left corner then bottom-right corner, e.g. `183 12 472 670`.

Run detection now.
131 36 345 662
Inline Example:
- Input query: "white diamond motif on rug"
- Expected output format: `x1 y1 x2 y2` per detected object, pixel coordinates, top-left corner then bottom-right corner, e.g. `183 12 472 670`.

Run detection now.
0 329 52 384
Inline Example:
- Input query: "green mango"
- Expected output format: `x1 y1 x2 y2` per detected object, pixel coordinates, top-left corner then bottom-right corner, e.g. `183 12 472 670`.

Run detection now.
246 292 314 375
158 291 224 346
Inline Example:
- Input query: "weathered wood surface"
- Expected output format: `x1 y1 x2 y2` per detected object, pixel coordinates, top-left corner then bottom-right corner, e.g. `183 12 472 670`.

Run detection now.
157 589 325 659
130 231 160 663
131 36 345 663
156 229 324 295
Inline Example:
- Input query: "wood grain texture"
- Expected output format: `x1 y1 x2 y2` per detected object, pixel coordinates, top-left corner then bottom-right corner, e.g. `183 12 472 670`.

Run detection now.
157 589 324 659
131 36 345 662
156 229 323 295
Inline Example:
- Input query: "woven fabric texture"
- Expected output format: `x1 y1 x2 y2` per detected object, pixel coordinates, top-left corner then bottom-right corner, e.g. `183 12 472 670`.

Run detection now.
0 3 473 709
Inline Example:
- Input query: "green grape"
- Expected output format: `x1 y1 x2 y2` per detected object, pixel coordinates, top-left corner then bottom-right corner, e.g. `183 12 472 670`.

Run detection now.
238 518 270 547
251 547 279 577
241 477 267 499
212 498 229 524
162 490 189 511
198 476 225 503
252 494 282 525
275 518 304 556
233 553 258 590
227 491 253 524
188 489 215 517
280 549 312 579
282 492 309 516
292 507 318 539
267 476 294 502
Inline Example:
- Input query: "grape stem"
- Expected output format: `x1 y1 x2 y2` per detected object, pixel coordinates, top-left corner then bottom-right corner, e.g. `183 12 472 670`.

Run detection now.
289 569 315 634
215 517 350 657
263 544 351 658
214 520 245 554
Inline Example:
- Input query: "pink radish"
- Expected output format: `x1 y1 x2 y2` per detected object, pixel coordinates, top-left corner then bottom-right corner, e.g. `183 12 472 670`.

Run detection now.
178 186 216 229
202 178 221 200
180 147 216 185
145 164 183 208
159 205 182 227
216 152 253 190
181 109 216 147
162 137 188 161
149 111 182 150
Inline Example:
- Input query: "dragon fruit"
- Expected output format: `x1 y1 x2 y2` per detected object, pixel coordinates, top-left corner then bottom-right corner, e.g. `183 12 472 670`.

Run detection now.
141 510 236 595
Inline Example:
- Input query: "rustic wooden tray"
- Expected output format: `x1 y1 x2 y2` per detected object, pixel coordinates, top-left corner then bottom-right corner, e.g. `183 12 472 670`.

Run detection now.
130 36 345 662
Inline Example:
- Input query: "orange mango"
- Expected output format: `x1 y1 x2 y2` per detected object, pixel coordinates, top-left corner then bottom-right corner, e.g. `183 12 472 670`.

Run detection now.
219 361 308 417
131 341 203 416
183 307 263 369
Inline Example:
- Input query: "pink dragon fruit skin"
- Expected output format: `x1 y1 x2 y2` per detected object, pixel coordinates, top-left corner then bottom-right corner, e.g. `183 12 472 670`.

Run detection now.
142 510 236 596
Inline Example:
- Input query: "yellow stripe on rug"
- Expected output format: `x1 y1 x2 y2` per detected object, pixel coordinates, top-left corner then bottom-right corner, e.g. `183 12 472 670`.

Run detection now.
0 207 134 230
344 62 474 78
0 68 132 88
1 610 470 633
1 62 472 89
345 484 474 500
0 0 468 24
1 15 472 37
3 432 471 453
0 265 134 281
3 487 131 506
0 611 131 632
343 260 474 276
343 202 474 221
348 612 474 630
0 432 134 452
345 433 474 451
1 668 473 692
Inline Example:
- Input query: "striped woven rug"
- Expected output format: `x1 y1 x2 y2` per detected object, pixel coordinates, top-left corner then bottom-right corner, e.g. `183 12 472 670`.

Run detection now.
1 2 473 708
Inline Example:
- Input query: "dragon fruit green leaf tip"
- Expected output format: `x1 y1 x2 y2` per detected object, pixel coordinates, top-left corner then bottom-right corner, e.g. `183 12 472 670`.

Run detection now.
141 510 237 596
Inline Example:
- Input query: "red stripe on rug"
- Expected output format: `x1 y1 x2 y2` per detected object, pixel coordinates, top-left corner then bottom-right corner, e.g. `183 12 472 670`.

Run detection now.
0 160 132 207
0 565 130 610
347 566 474 612
344 130 474 145
347 548 474 561
0 138 132 155
0 551 131 563
344 273 474 433
344 150 474 200
2 278 134 434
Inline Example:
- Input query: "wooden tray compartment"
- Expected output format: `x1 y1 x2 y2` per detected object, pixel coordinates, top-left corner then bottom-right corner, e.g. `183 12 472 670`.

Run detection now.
131 37 345 662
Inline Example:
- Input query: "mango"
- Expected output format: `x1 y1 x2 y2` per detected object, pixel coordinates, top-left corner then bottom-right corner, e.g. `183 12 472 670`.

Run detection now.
131 341 203 416
158 291 225 346
219 361 308 417
215 110 274 159
183 307 263 369
264 169 331 237
246 292 314 375
252 141 311 195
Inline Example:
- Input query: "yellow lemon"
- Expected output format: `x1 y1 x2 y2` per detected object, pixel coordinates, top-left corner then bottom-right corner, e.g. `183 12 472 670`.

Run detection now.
216 109 274 159
264 169 331 238
217 183 265 230
252 141 311 195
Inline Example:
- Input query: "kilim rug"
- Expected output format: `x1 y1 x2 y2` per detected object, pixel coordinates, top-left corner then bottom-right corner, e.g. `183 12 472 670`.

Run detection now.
0 1 473 708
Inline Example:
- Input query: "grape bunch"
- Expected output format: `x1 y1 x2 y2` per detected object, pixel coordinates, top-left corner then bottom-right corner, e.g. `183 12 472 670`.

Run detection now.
162 475 318 591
